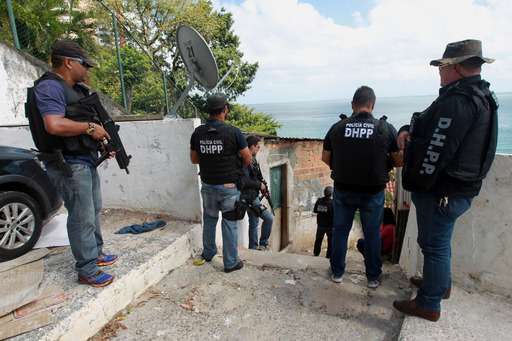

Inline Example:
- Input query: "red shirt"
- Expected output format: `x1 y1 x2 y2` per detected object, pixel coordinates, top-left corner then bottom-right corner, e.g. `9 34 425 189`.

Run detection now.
380 224 394 253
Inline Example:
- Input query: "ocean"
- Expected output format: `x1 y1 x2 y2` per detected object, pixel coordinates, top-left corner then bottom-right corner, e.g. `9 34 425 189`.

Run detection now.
250 93 512 154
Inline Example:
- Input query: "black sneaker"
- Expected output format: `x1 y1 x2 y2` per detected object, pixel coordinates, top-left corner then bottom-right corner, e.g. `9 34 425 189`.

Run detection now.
201 252 213 262
224 260 244 273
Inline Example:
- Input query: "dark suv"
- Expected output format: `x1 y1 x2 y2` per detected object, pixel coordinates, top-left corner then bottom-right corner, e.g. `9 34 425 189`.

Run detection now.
0 146 62 260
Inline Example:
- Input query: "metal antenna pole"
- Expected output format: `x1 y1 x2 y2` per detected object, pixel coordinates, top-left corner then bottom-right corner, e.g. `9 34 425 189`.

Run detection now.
167 63 197 118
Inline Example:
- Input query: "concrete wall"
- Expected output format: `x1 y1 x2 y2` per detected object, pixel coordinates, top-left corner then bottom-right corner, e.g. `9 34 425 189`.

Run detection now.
255 138 334 250
5 38 511 297
0 39 129 126
0 119 203 222
0 40 45 125
399 154 512 296
0 39 201 221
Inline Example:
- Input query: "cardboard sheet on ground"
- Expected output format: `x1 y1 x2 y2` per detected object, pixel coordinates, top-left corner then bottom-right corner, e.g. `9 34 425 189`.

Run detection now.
34 214 69 249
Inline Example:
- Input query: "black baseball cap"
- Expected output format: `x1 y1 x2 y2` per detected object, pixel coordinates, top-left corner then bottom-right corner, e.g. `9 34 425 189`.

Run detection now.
206 93 228 112
51 40 98 67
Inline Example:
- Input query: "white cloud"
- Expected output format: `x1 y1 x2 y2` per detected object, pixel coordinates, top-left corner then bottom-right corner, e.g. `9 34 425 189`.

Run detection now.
215 0 512 103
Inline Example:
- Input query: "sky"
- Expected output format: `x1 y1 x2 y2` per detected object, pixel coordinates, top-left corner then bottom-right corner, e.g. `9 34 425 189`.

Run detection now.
211 0 512 104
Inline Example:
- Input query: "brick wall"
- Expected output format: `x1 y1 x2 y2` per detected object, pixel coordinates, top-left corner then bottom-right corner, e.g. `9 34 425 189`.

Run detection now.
264 138 332 211
262 136 395 212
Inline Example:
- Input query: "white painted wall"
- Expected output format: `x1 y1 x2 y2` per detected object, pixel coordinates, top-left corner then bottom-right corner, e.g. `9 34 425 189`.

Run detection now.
0 119 203 222
0 41 43 125
399 154 512 296
0 39 202 221
3 38 511 296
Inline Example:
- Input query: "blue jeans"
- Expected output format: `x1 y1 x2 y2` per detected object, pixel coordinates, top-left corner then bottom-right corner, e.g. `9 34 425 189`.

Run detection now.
247 197 273 249
46 163 103 277
412 193 473 312
201 183 240 269
330 188 384 281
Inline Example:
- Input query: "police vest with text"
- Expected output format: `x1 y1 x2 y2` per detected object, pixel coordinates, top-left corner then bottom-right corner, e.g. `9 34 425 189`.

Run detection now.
330 112 391 186
315 197 333 227
402 79 498 192
194 123 241 185
25 72 101 154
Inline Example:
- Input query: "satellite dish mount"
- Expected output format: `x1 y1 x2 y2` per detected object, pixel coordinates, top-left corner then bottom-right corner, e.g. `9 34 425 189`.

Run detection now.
168 25 219 117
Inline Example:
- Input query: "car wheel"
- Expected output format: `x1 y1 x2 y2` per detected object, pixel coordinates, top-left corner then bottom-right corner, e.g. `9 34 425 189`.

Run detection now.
0 191 43 260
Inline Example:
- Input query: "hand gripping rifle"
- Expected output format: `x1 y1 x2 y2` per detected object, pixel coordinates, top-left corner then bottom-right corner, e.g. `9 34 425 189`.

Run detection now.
259 179 275 216
81 93 132 174
253 159 275 215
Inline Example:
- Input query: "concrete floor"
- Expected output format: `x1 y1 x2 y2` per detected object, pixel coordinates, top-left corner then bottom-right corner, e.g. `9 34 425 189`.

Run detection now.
108 249 410 341
7 209 512 341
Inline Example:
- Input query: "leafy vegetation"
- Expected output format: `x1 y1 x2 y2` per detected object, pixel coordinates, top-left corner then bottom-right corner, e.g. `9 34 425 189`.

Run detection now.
0 0 100 62
226 104 282 136
1 0 281 135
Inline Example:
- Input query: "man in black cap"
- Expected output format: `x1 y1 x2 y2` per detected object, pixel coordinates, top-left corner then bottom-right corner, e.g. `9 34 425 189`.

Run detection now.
322 86 402 289
190 93 252 273
27 40 117 287
393 39 498 321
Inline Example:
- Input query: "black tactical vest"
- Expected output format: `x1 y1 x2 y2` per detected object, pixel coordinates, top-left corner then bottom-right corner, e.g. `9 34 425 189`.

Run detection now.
329 112 391 186
25 72 100 154
194 122 241 185
445 80 498 181
402 79 498 193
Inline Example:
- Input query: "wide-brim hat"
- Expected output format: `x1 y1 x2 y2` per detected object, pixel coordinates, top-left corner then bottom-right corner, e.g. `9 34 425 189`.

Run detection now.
430 39 494 66
51 40 98 67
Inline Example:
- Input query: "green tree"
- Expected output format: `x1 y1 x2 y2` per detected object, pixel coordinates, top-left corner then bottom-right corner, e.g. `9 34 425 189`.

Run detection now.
91 45 162 114
225 104 281 136
0 0 100 63
209 11 258 101
105 1 259 102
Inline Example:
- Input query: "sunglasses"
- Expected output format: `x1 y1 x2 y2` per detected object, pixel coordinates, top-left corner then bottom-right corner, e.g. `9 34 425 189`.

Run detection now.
61 56 88 67
438 63 450 71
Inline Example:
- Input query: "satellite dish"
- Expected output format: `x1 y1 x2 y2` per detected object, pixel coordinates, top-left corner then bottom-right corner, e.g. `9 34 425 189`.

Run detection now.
168 25 219 117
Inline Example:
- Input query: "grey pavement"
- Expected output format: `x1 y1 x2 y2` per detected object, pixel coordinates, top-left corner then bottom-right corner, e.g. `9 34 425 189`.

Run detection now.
110 249 409 341
8 211 512 341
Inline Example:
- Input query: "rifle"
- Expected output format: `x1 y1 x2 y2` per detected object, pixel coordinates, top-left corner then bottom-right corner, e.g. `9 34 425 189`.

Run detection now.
253 159 275 215
259 179 275 216
80 93 132 174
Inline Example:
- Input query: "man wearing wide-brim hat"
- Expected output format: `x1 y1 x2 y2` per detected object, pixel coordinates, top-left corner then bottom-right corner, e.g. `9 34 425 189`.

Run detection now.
394 39 499 321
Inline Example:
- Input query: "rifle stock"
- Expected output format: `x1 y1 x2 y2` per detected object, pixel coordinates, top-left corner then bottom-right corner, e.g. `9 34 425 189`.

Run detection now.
80 93 132 174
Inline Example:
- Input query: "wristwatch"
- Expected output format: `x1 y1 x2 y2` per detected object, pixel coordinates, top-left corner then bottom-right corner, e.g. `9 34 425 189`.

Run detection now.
85 122 95 135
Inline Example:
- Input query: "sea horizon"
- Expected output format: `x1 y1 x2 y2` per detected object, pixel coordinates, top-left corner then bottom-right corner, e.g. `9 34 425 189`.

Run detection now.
248 92 512 155
246 91 512 106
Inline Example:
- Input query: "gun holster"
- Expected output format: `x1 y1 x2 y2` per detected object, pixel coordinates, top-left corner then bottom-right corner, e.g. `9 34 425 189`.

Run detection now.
247 203 267 218
36 150 73 177
222 200 247 221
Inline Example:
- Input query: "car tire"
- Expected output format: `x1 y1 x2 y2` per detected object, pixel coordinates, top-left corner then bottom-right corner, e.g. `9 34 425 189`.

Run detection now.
0 191 43 260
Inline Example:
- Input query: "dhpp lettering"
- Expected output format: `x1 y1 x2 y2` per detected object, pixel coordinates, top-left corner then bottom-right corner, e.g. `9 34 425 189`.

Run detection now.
420 117 452 174
345 127 374 139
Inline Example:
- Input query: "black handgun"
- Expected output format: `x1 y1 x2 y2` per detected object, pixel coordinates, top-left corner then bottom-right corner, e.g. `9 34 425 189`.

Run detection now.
36 149 72 177
80 93 132 174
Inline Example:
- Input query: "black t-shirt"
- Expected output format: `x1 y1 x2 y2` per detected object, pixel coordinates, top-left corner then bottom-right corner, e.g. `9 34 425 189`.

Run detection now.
314 196 334 227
